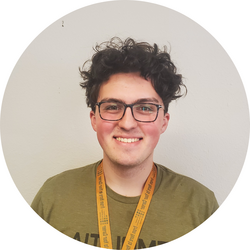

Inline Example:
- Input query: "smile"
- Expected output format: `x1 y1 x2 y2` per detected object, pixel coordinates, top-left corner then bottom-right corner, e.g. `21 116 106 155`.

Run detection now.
115 137 141 143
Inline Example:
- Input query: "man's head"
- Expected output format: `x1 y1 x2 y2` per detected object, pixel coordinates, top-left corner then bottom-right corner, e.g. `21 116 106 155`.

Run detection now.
79 37 186 167
79 37 186 113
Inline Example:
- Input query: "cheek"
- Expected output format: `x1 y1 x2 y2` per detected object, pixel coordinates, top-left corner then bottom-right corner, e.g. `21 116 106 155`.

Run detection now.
143 125 162 148
95 121 115 146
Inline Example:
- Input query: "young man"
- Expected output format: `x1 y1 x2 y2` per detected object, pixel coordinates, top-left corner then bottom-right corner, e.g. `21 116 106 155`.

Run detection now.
31 37 218 249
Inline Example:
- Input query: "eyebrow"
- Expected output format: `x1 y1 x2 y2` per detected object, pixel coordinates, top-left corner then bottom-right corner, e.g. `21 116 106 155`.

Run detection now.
99 97 160 104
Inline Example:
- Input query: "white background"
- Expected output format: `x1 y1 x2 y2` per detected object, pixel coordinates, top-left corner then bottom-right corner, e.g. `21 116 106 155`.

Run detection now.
1 0 249 249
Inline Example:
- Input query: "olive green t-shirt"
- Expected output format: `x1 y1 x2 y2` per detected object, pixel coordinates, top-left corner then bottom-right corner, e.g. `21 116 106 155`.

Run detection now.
31 161 218 248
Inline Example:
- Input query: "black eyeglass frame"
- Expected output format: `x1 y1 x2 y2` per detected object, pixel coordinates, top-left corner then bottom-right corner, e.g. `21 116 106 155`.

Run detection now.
95 101 164 123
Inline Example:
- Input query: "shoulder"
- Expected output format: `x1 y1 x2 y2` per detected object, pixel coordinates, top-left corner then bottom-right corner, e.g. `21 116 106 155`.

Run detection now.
46 161 99 184
156 163 213 192
36 161 100 198
155 163 219 210
31 161 101 219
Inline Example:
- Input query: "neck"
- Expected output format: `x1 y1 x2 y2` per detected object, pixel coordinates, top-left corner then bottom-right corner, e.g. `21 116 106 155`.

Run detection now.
102 158 154 197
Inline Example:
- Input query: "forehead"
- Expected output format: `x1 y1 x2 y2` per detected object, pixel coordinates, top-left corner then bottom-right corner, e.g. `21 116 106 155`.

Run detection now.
98 72 162 104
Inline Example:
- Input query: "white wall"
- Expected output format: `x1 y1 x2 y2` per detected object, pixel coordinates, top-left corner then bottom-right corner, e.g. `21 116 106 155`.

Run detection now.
1 1 249 208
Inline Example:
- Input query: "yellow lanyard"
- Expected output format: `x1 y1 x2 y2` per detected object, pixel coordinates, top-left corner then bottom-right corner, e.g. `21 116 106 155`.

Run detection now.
96 162 157 250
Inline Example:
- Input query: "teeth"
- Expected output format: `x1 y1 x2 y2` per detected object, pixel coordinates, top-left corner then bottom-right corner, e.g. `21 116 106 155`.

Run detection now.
116 137 140 143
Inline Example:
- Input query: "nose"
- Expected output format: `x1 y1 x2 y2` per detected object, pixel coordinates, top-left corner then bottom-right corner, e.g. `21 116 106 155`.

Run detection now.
118 106 138 130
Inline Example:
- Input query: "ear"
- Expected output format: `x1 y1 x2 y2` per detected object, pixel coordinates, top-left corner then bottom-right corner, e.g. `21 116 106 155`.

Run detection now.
90 110 97 132
160 112 170 134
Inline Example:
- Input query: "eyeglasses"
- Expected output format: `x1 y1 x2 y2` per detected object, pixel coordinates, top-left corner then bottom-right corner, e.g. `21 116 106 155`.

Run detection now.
95 101 164 122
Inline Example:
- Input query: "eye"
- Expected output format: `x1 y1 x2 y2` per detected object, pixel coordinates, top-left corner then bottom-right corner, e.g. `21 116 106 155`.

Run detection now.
102 102 123 112
134 104 155 113
141 106 152 111
105 104 118 110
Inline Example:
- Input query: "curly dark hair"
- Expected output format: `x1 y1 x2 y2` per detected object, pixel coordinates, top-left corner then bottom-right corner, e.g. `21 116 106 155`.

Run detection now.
79 37 186 113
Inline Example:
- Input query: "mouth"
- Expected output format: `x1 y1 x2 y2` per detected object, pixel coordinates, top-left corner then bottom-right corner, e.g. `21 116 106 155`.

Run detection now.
114 137 143 143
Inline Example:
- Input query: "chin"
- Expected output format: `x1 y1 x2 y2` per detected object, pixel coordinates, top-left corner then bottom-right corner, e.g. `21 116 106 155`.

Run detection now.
111 156 148 169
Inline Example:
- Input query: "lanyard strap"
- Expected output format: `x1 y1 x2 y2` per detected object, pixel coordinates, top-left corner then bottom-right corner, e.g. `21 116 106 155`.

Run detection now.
96 162 157 249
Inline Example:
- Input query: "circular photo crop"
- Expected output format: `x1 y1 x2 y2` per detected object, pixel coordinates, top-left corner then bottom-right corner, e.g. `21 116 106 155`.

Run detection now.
1 1 249 250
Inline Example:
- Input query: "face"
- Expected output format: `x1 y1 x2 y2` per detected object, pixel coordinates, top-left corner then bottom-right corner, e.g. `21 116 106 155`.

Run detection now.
90 72 170 168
